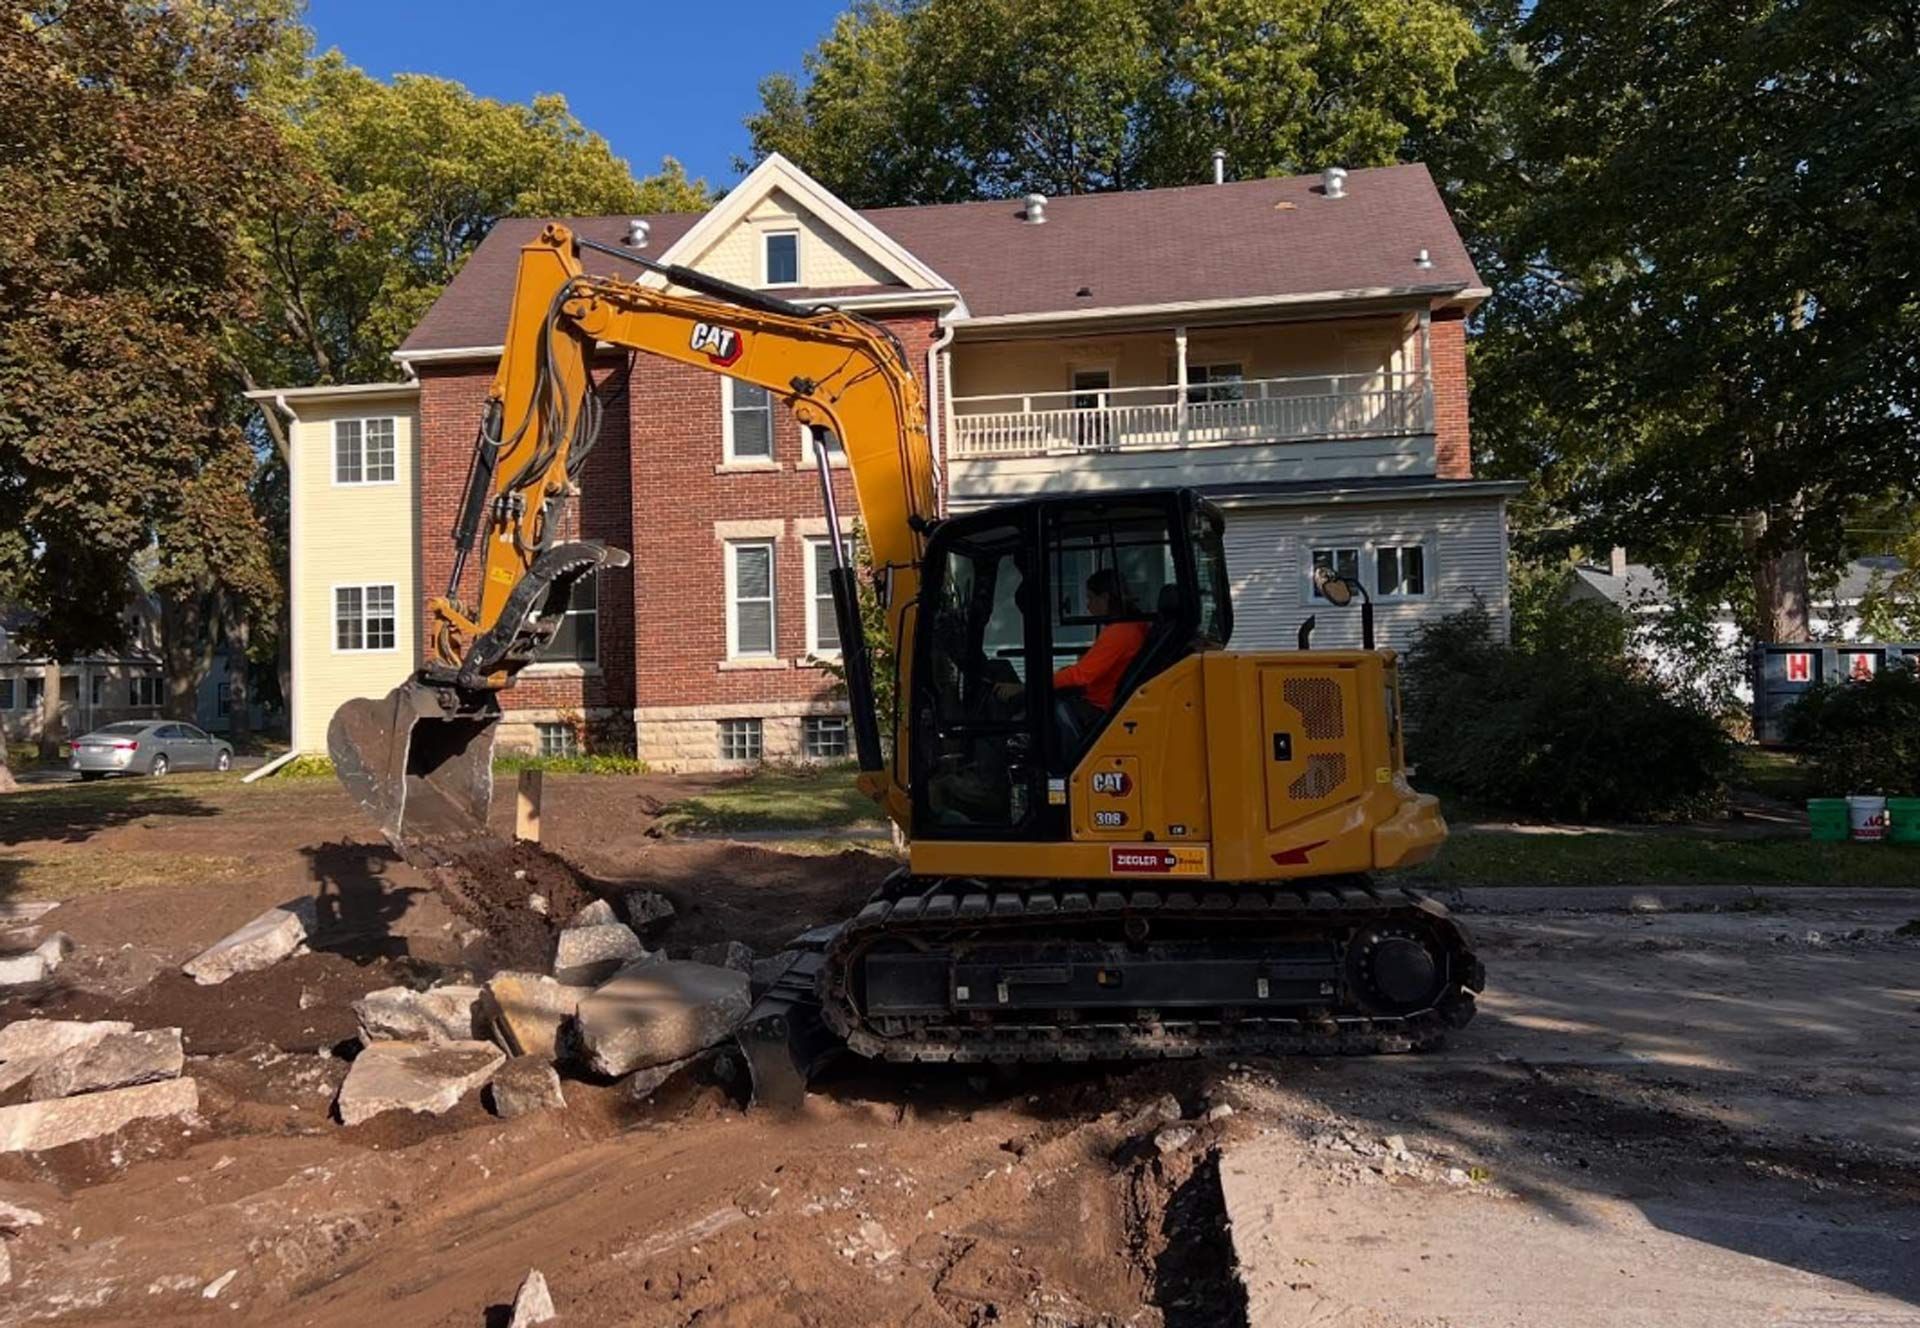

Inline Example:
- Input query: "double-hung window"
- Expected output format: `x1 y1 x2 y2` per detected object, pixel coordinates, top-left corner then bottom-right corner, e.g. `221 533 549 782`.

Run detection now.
0 678 13 710
805 537 844 658
336 584 397 652
763 230 799 286
724 379 774 463
727 541 776 658
1308 547 1361 600
334 418 396 484
131 676 163 707
548 578 599 662
1375 544 1428 599
1187 362 1246 404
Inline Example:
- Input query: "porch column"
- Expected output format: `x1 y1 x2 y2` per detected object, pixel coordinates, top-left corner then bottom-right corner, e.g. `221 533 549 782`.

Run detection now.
1174 326 1189 443
1417 309 1434 431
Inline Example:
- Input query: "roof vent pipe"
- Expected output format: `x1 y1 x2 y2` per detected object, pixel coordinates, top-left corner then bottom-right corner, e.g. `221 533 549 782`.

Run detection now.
1414 247 1432 268
1023 193 1048 224
1211 148 1226 185
625 218 650 247
1322 166 1348 199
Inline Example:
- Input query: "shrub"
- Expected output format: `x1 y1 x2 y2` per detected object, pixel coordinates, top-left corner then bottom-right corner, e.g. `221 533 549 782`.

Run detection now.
1784 667 1920 796
1403 604 1733 822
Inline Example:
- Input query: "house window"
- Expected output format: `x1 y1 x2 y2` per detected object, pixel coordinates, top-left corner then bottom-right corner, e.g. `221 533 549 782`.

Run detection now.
724 378 774 462
803 715 849 760
131 676 163 707
718 718 763 762
547 577 598 662
216 682 232 717
0 678 13 710
726 541 776 658
25 677 44 708
764 230 799 286
90 675 105 706
1187 362 1246 404
1309 547 1361 600
1376 544 1428 599
800 423 843 467
335 584 397 651
334 418 396 485
806 537 844 658
537 722 578 757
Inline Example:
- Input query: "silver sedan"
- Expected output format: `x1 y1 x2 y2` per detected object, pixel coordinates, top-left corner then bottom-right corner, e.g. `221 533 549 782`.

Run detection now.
68 720 234 780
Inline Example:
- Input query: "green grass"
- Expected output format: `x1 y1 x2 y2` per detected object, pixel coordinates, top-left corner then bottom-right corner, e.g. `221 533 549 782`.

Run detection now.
655 762 883 834
1732 746 1821 804
493 752 650 775
1408 828 1920 887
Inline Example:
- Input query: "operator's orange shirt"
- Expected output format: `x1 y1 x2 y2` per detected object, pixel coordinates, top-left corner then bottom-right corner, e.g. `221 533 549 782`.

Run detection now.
1053 620 1152 712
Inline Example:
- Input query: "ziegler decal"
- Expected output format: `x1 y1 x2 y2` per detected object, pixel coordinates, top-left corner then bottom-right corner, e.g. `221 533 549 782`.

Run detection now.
690 322 744 368
1091 771 1133 796
1109 846 1209 876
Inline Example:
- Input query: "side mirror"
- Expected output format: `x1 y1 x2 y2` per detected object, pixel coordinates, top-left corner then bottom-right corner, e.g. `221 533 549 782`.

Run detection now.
1311 565 1355 607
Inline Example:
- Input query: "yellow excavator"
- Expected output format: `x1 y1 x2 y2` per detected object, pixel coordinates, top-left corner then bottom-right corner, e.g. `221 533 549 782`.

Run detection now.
330 223 1482 1099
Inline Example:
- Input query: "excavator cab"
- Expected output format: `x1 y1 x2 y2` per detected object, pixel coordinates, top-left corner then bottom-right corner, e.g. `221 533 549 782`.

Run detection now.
911 489 1230 839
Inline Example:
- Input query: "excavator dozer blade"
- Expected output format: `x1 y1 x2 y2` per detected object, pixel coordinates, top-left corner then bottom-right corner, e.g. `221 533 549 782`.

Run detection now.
328 679 501 864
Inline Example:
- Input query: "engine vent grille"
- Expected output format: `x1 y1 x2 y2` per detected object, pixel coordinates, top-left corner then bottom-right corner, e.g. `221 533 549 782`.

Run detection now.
1288 754 1349 801
1283 676 1344 739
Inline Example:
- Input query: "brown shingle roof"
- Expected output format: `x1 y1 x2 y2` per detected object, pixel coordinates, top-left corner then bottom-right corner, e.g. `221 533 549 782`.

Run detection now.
399 164 1479 355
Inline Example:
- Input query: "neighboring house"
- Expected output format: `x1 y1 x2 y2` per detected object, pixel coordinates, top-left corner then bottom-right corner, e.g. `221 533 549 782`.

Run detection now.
0 596 167 744
265 154 1516 769
245 382 422 757
1569 549 1911 700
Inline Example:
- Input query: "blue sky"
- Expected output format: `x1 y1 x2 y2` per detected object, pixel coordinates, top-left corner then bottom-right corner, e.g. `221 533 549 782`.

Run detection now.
303 0 849 189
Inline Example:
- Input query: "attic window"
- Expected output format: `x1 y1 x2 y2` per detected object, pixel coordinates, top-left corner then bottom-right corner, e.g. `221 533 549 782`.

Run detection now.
764 231 799 287
1075 286 1093 298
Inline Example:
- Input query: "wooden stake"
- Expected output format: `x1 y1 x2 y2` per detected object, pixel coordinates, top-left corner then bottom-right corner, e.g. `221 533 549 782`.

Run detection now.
516 768 544 843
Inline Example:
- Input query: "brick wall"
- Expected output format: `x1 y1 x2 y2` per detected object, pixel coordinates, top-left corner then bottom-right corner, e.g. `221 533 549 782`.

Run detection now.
1430 308 1471 480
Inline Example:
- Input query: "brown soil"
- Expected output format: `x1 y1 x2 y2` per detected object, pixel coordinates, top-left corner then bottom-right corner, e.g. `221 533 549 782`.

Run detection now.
424 840 599 971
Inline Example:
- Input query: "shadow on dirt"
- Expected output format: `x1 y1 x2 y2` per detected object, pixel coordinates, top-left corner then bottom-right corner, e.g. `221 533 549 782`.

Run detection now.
0 780 218 850
303 840 424 963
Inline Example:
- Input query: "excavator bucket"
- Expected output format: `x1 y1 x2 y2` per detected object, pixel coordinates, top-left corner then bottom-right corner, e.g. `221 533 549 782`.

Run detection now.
328 679 502 863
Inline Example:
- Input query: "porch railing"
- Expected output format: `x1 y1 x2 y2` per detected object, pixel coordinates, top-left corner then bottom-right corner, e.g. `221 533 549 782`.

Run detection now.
948 371 1433 460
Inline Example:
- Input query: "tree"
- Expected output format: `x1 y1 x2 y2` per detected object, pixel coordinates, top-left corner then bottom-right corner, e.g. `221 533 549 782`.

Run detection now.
744 0 1479 205
1466 0 1920 645
0 1 294 726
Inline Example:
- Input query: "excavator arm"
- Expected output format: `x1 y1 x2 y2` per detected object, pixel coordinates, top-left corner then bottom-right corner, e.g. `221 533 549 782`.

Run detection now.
330 224 932 855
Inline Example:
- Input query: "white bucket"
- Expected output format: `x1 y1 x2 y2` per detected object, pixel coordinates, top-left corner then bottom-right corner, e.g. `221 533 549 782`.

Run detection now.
1847 795 1889 843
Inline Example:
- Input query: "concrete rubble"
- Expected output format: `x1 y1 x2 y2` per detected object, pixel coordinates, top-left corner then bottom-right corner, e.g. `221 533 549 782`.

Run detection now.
335 1040 505 1127
690 939 755 973
487 1056 566 1118
551 922 650 985
507 1267 556 1327
27 1028 184 1101
0 1077 200 1153
0 933 74 989
572 959 751 1078
353 985 482 1044
183 898 317 985
622 890 676 927
570 898 619 928
479 972 593 1061
625 1052 707 1101
0 1018 133 1064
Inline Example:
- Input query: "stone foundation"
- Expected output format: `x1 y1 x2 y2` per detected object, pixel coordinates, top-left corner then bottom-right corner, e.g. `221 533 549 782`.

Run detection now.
634 700 851 772
493 707 621 756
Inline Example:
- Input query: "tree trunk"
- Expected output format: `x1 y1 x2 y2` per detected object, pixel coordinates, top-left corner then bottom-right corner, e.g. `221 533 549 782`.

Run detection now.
1745 512 1812 643
0 740 16 794
160 591 218 723
37 658 65 762
224 605 253 749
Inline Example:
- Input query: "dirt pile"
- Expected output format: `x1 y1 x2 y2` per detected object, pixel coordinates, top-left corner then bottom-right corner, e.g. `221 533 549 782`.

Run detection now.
426 841 600 971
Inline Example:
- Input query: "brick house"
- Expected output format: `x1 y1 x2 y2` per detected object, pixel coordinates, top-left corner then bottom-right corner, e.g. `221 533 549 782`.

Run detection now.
269 154 1516 769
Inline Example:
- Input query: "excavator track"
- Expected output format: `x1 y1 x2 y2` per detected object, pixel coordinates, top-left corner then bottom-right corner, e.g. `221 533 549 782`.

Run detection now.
816 876 1484 1065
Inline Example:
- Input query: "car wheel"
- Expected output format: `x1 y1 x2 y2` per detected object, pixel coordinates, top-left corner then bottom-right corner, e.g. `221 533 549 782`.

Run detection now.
150 755 169 778
216 750 232 772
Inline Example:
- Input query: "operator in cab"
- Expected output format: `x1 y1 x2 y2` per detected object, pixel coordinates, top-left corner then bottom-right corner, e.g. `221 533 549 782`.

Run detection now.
998 568 1149 743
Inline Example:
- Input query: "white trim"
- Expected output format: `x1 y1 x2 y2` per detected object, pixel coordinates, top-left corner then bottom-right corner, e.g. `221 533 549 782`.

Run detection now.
1299 539 1434 604
949 284 1471 331
799 421 847 468
653 152 953 293
724 539 778 660
1372 539 1433 602
392 344 506 365
761 227 802 288
330 582 401 654
243 382 418 404
803 536 845 661
721 377 775 464
332 416 399 486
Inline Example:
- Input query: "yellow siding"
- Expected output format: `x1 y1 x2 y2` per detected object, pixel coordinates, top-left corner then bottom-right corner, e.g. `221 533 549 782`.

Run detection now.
686 188 896 289
289 394 420 752
950 316 1414 402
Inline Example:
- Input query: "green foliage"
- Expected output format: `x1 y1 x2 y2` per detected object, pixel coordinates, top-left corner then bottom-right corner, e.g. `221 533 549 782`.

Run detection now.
0 0 295 657
1404 604 1733 822
1466 0 1920 641
1508 562 1627 661
746 0 1478 204
1784 668 1920 797
492 753 651 776
814 523 897 743
278 754 338 778
1407 831 1920 888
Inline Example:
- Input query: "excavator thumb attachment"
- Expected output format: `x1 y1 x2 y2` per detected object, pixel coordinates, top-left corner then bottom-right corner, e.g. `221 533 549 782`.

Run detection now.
329 680 502 863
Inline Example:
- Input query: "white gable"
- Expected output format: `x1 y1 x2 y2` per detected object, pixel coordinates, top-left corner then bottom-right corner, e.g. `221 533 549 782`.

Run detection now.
655 153 950 294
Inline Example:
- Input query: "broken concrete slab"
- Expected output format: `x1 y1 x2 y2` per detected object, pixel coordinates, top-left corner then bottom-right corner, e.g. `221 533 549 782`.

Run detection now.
570 898 619 929
0 1019 132 1063
479 972 593 1061
0 1077 199 1153
335 1041 504 1127
507 1268 556 1327
487 1056 566 1119
621 890 676 927
0 954 48 989
183 898 317 985
573 960 752 1078
551 922 649 985
352 985 482 1045
27 1028 184 1101
624 1052 707 1102
690 939 755 973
